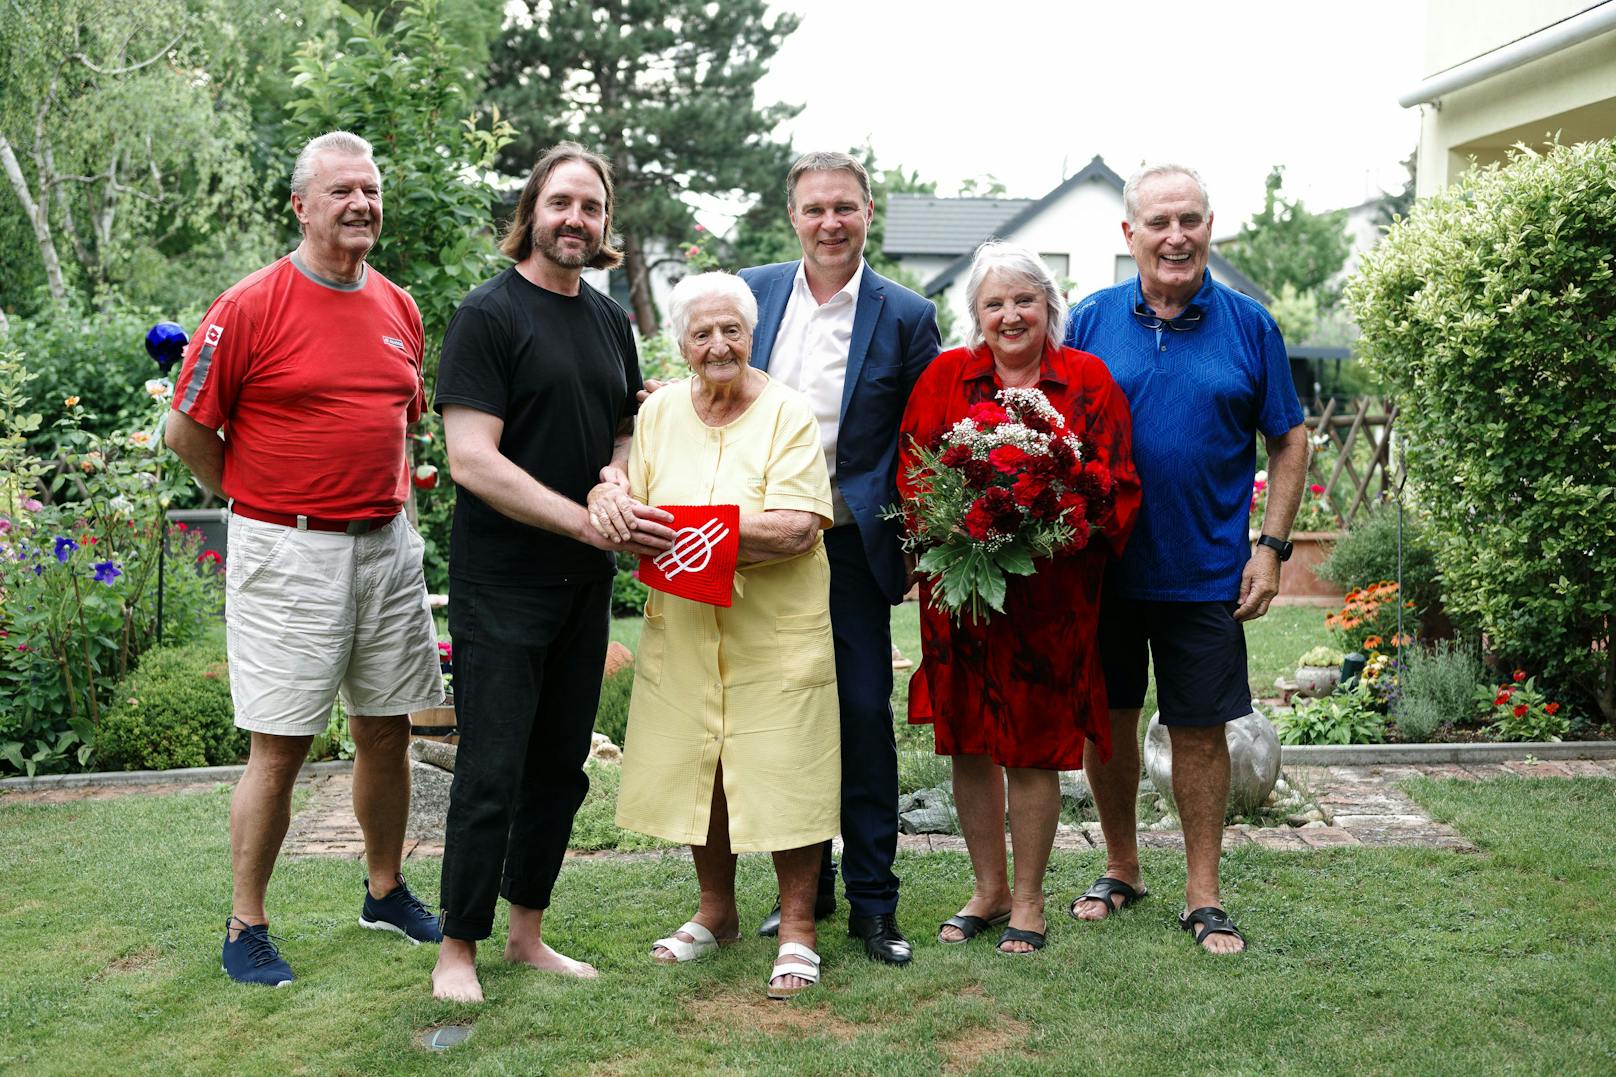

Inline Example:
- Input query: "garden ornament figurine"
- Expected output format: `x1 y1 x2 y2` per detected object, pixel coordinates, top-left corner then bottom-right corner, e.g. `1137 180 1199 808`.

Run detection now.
429 141 674 1004
1063 162 1310 954
166 130 447 987
736 150 942 967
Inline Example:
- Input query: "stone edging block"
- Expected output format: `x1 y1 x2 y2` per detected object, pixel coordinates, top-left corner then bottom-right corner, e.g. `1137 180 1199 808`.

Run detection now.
1281 741 1616 765
0 759 354 792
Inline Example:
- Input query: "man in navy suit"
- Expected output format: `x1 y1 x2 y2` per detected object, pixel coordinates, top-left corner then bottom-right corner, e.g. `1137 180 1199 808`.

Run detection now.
740 150 941 966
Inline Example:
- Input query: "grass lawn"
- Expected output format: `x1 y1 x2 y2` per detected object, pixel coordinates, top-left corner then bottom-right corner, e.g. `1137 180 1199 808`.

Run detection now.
3 777 1612 1073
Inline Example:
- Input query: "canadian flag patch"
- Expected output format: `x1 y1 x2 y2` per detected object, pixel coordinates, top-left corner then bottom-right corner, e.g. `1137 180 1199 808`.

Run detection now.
638 505 740 607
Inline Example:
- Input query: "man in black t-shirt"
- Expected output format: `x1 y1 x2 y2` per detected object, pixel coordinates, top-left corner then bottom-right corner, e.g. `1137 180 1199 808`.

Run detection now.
430 142 674 1004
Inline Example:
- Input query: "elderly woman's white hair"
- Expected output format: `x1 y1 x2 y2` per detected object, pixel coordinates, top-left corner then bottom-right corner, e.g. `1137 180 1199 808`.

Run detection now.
667 271 759 343
963 241 1068 350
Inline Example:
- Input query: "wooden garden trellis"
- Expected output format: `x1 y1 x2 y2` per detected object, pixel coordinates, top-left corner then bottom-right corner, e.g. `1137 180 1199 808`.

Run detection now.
1305 395 1402 529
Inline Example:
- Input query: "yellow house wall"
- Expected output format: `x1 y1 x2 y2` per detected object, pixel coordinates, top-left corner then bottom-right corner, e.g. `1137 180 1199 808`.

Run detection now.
1415 1 1616 197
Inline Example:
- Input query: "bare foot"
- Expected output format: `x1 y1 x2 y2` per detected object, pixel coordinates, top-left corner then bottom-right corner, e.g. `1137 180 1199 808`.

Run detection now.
432 940 484 1003
505 938 599 979
1071 870 1146 922
937 892 1012 943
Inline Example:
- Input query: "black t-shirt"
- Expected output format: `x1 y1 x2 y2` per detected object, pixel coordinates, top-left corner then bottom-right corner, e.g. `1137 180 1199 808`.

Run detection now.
434 267 642 583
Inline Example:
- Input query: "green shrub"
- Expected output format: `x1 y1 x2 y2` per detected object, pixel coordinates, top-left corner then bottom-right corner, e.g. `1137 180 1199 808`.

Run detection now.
1347 140 1616 724
5 302 184 453
611 552 650 617
1274 683 1387 746
1315 505 1440 614
1298 646 1344 668
1478 673 1572 743
97 641 243 770
593 667 634 747
1393 640 1484 741
1 350 225 775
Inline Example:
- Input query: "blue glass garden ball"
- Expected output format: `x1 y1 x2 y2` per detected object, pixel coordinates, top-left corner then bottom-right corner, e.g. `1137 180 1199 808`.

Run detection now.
145 321 189 373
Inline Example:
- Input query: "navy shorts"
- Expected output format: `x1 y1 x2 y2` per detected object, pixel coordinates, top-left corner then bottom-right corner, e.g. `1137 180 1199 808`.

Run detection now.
1099 590 1252 727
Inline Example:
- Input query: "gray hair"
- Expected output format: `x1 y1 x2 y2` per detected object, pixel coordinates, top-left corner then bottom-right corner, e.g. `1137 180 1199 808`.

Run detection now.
290 131 376 195
1123 163 1210 223
786 150 872 209
964 241 1068 350
667 272 759 344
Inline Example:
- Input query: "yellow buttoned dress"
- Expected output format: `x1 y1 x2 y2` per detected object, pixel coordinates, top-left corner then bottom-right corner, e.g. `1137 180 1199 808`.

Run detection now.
615 376 841 852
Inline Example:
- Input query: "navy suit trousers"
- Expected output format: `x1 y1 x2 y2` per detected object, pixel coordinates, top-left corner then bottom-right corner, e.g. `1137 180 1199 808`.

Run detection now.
821 526 901 916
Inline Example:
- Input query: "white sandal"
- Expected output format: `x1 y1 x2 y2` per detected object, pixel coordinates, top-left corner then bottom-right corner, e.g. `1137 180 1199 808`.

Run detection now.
651 920 724 964
766 941 821 1000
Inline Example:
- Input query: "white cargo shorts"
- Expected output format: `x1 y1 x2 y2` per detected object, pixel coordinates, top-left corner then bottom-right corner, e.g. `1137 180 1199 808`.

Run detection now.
224 513 445 736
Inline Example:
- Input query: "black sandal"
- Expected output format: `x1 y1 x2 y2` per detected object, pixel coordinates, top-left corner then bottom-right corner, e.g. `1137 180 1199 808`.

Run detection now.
1179 906 1247 954
995 926 1047 955
937 910 1011 945
1068 875 1148 921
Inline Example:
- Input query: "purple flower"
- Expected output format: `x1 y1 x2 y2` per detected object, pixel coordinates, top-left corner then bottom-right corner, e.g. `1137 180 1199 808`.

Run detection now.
54 536 78 562
92 560 122 584
21 498 43 512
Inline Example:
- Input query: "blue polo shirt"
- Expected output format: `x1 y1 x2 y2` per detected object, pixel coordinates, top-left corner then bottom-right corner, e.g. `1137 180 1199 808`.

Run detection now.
1065 271 1302 601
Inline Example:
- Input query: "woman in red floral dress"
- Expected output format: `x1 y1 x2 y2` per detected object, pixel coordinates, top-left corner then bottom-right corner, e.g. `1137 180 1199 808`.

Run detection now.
899 242 1139 954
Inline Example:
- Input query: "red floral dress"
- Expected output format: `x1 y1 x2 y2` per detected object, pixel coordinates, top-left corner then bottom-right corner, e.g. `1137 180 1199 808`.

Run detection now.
899 343 1140 770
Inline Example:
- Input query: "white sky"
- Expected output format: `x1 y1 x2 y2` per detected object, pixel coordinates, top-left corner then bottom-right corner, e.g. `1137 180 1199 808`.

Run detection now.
743 0 1427 233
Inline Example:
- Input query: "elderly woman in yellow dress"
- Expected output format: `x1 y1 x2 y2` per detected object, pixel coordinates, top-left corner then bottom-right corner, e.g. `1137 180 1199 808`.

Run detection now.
590 271 840 1000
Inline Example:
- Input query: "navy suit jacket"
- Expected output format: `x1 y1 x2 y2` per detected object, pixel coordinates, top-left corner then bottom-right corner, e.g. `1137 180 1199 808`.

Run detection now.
739 260 941 604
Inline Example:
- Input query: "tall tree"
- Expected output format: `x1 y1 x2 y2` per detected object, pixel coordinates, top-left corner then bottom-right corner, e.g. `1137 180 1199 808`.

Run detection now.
1222 166 1352 303
0 0 260 309
489 0 802 334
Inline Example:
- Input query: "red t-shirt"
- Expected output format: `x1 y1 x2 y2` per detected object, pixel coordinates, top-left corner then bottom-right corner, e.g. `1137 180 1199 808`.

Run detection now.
172 255 425 519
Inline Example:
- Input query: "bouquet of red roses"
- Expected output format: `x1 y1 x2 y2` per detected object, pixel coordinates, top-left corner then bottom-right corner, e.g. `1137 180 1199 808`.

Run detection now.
889 386 1114 622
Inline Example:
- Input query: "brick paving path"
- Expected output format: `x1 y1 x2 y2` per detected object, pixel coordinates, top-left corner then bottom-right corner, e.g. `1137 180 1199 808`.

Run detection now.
268 757 1616 861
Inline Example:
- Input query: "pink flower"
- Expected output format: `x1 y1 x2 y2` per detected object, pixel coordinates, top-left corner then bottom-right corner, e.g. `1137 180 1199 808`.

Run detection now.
1309 483 1325 495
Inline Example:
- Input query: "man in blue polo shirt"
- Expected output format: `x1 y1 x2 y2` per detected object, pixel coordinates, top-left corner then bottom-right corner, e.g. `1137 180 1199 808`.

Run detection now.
1063 163 1309 954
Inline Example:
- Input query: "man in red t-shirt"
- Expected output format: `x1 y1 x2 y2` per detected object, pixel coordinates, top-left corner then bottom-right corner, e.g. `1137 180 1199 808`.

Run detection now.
167 131 445 988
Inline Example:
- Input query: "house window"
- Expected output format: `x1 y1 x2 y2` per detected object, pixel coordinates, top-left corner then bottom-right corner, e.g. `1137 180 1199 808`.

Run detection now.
1039 253 1069 280
1114 255 1137 283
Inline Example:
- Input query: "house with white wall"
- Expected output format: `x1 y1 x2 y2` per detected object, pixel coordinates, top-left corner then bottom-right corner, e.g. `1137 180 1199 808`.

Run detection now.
1401 0 1616 196
884 156 1268 344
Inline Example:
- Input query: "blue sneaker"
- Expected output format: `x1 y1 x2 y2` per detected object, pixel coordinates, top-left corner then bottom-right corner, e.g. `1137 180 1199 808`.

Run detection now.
360 874 443 944
222 917 294 987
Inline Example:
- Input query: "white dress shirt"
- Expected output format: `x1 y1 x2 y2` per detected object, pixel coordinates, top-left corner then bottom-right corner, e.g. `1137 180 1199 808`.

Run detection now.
768 261 863 527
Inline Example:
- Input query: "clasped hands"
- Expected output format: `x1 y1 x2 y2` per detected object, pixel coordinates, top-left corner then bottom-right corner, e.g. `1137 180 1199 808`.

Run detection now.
585 465 675 556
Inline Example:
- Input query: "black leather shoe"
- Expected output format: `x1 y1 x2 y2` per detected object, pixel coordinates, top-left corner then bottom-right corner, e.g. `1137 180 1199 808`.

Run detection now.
848 913 913 966
756 892 837 937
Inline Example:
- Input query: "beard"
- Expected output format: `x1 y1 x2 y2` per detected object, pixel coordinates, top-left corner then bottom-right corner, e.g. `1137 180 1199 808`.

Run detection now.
534 221 601 268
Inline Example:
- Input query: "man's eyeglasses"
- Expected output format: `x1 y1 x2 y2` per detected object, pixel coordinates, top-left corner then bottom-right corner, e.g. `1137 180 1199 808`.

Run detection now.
1132 304 1204 332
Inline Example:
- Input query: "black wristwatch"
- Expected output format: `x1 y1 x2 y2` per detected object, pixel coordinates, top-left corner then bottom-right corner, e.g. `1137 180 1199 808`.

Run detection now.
1256 534 1293 562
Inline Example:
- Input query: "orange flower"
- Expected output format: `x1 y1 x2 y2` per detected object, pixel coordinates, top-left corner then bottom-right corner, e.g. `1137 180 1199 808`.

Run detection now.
1362 635 1382 650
